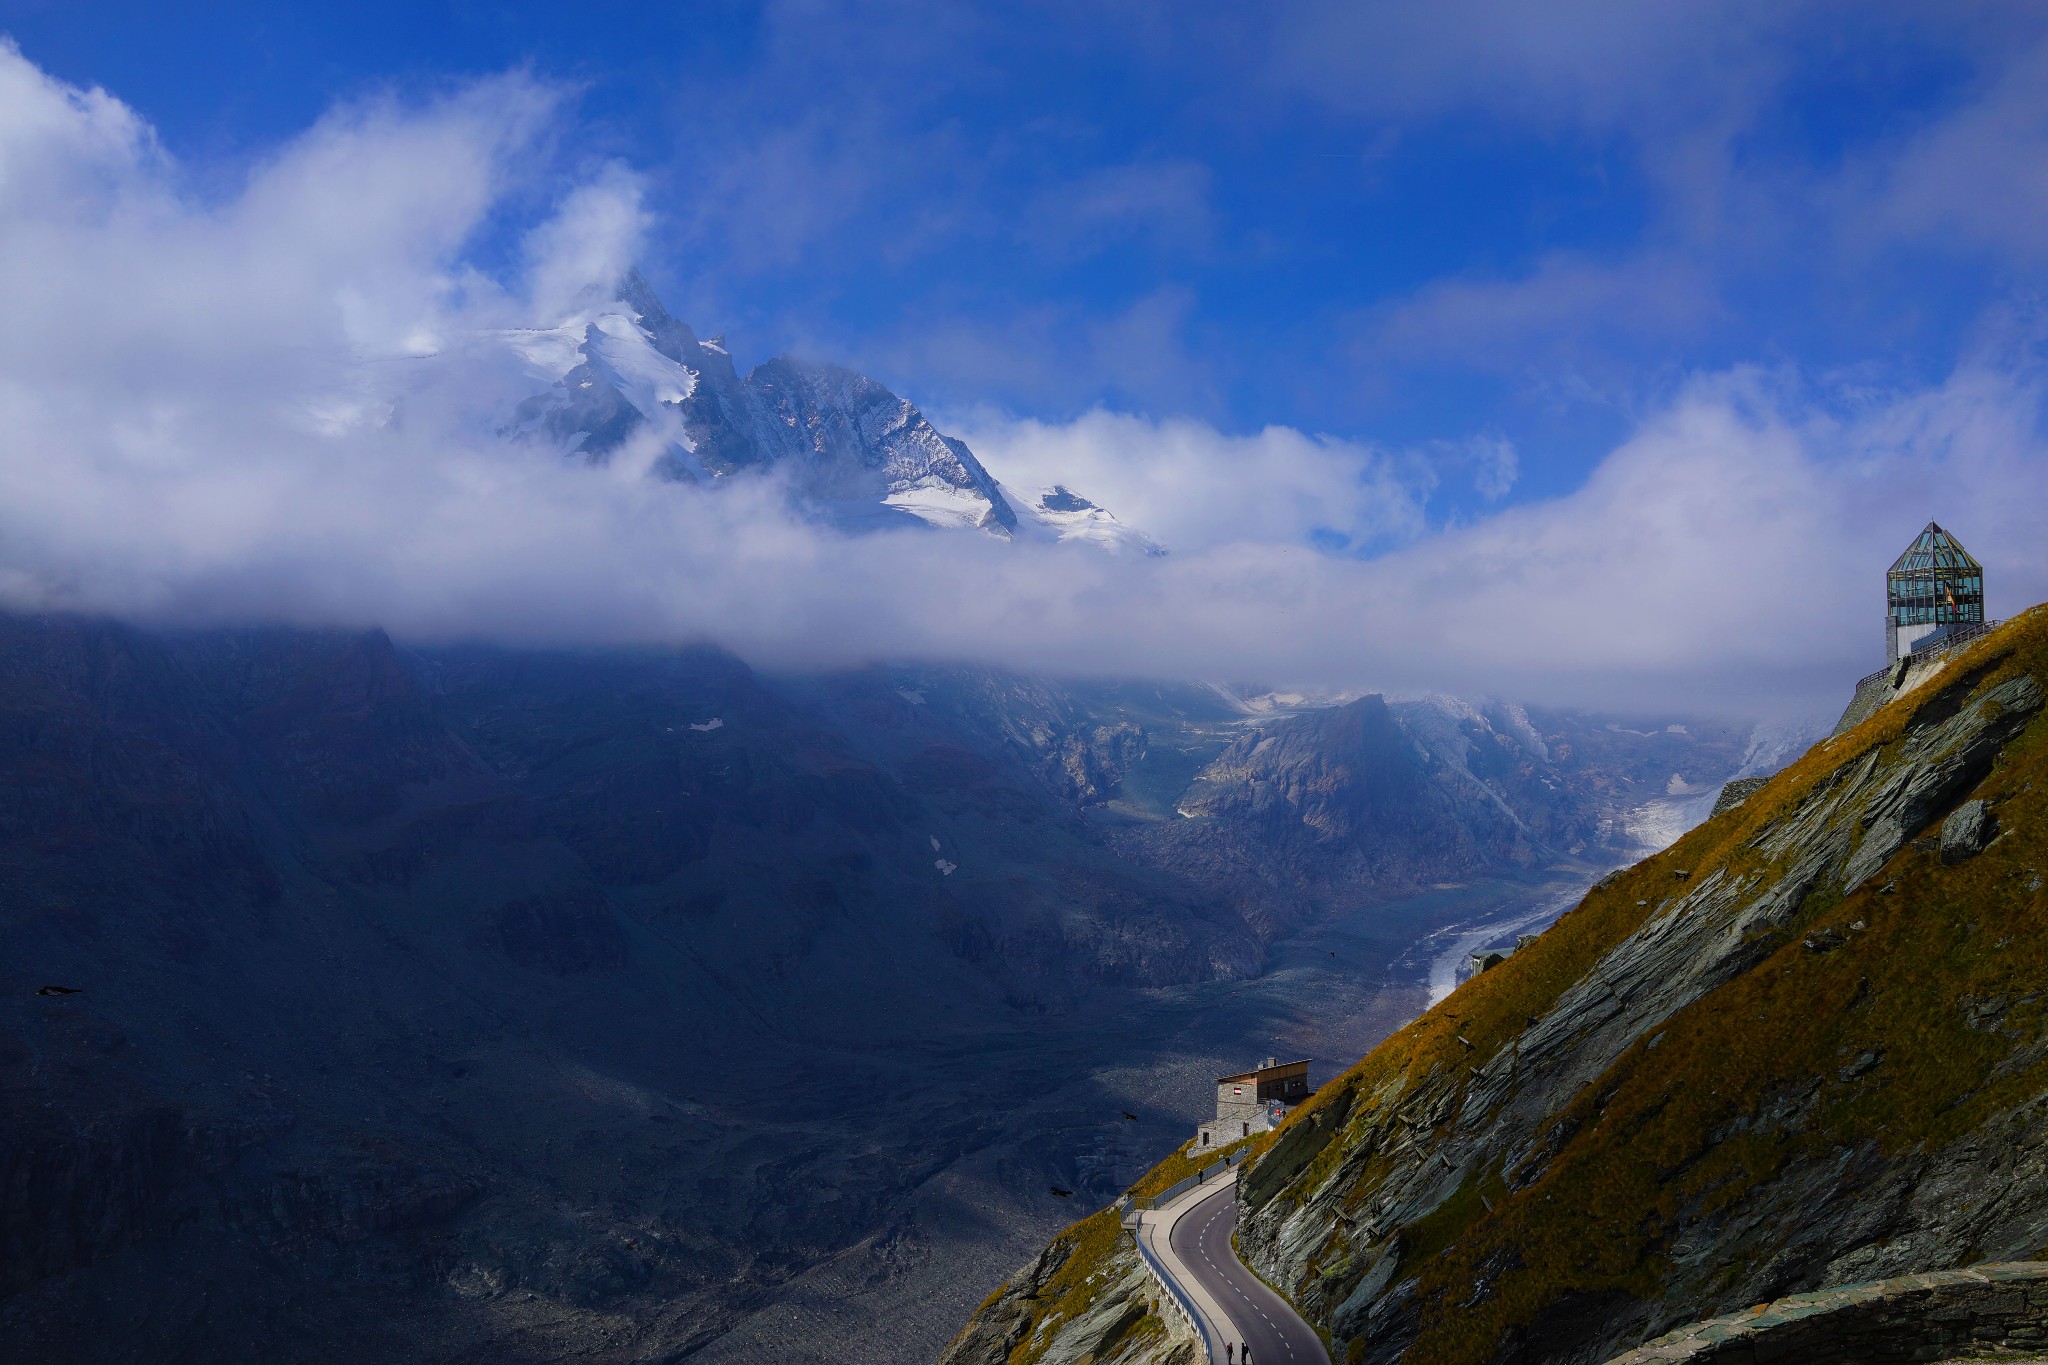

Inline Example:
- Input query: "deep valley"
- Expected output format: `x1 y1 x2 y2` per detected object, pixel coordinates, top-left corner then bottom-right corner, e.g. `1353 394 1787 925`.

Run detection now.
0 613 1758 1363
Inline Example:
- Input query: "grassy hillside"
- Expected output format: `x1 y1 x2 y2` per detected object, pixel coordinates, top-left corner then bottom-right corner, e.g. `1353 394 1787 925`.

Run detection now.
945 600 2048 1365
1248 600 2048 1363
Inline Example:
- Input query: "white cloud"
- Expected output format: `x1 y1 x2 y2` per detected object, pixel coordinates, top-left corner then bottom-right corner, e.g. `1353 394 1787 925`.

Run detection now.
0 37 157 210
525 165 652 322
0 43 2043 721
953 409 1431 553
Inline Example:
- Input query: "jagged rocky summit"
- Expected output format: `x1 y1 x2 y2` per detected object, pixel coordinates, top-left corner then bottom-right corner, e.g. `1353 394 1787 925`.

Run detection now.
941 601 2048 1365
502 271 1162 551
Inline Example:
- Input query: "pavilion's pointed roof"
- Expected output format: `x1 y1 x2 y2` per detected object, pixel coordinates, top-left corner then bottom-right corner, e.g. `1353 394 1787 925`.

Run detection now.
1889 521 1981 575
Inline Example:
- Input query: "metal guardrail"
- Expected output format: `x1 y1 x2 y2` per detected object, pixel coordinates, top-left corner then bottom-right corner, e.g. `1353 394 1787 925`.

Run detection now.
1853 619 2003 692
1128 1145 1254 1212
1134 1230 1216 1362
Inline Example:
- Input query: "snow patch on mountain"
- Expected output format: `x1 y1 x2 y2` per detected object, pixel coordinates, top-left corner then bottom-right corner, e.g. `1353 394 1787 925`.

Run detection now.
1006 484 1167 556
1201 682 1368 717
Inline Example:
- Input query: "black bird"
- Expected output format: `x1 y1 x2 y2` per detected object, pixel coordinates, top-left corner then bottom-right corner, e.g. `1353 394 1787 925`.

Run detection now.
35 985 82 997
1049 1185 1072 1198
1120 1111 1139 1122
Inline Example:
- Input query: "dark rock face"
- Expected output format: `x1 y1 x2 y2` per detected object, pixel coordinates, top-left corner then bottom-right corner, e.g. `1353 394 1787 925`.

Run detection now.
744 356 1017 533
1111 695 1690 933
1 1105 239 1295
1049 722 1147 806
494 889 627 975
1604 1262 2048 1365
530 273 1019 534
1175 695 1536 881
935 1236 1072 1365
1940 798 1996 864
1837 674 2039 891
0 618 283 955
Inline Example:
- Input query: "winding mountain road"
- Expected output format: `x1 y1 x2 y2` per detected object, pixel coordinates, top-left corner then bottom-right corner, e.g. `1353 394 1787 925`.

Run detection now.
1141 1171 1330 1364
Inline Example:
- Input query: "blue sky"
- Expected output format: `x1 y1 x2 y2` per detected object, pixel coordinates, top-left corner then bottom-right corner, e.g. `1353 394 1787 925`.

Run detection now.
8 2 2035 495
1 3 2045 708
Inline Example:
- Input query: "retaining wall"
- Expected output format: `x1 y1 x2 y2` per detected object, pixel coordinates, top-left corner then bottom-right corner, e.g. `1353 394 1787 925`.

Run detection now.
1132 1230 1209 1360
1833 620 2006 737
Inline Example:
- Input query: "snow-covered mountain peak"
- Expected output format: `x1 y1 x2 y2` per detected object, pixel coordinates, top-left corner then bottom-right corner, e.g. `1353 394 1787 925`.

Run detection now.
502 272 1157 548
1007 484 1168 556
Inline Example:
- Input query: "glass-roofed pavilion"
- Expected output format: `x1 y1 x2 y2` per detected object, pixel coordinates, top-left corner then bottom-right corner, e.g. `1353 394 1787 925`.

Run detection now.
1886 522 1984 663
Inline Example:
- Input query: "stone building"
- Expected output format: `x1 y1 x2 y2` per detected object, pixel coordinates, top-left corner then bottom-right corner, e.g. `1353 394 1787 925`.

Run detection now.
1196 1057 1310 1149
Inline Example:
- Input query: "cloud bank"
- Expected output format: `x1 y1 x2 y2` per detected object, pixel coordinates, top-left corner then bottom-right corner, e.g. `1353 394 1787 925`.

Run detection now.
1 43 2043 717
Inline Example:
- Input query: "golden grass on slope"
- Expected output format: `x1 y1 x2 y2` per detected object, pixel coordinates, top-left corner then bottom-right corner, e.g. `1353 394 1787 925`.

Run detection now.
1004 1209 1125 1365
999 1134 1268 1365
1143 1132 1267 1196
988 603 2048 1365
1301 608 2040 1131
1382 606 2048 1365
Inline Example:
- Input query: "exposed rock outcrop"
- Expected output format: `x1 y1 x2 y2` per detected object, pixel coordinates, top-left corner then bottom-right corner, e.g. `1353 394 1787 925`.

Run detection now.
937 1238 1076 1365
1940 798 1996 864
938 1225 1197 1365
1601 1262 2048 1365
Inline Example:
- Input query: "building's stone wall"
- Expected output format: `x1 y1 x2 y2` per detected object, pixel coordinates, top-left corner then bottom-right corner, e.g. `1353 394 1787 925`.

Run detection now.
1708 777 1769 817
1833 647 1963 736
1602 1263 2048 1365
1215 1080 1266 1124
1196 1113 1268 1149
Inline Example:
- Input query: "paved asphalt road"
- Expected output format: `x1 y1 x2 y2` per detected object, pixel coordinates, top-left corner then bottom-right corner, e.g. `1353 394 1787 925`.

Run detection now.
1169 1181 1330 1365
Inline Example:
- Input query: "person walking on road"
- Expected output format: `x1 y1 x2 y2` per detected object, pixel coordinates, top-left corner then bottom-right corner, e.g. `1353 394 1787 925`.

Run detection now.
1226 1346 1234 1364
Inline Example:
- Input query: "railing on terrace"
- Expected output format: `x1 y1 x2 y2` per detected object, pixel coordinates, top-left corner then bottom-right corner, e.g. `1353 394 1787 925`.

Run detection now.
1126 1144 1254 1213
1853 618 2004 693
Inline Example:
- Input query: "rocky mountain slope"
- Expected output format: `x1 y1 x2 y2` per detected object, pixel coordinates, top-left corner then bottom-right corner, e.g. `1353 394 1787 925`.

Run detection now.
504 271 1152 545
0 612 1753 1363
1107 692 1742 944
942 602 2048 1365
